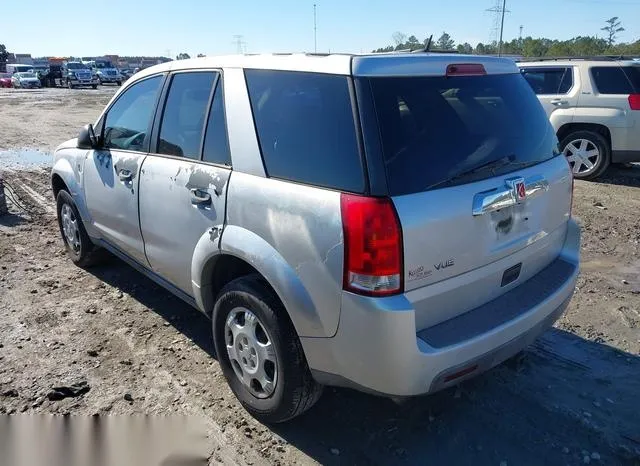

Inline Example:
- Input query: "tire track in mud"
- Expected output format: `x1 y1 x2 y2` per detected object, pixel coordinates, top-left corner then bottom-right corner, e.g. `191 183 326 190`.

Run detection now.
1 168 54 216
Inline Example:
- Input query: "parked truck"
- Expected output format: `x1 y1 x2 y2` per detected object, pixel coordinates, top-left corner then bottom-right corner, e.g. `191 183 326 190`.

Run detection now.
84 58 122 86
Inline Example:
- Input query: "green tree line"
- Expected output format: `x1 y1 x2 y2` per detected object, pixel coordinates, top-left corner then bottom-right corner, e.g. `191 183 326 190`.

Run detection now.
373 18 639 57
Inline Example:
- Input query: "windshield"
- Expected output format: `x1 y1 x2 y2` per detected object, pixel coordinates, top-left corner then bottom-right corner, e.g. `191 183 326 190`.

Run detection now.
365 73 558 196
67 63 87 70
17 73 37 78
96 61 114 69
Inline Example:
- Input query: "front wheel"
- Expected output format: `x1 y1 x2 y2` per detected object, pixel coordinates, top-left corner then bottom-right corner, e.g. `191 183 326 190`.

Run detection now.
212 275 322 423
56 190 101 267
560 130 611 180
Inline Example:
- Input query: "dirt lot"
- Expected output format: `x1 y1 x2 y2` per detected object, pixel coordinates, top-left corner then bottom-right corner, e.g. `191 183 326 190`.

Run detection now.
1 87 639 465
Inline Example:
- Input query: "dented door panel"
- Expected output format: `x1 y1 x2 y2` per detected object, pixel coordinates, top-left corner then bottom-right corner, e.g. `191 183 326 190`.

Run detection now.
138 156 230 294
83 149 148 264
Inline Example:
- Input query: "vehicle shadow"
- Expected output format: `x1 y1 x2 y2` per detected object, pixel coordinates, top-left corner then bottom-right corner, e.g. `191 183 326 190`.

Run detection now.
85 257 217 358
85 257 640 466
593 164 640 188
271 329 640 465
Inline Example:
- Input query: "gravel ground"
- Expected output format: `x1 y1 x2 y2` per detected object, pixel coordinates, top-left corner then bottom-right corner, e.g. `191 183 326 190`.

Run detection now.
1 87 639 465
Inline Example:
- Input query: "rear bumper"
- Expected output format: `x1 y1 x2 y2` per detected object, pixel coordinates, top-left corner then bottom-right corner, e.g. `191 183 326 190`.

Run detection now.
302 219 580 397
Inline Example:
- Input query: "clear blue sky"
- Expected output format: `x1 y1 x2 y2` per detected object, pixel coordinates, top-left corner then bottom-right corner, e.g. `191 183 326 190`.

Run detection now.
4 0 640 57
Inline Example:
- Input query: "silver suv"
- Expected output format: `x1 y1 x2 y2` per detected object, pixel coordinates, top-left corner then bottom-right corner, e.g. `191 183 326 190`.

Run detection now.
51 54 580 423
518 57 640 179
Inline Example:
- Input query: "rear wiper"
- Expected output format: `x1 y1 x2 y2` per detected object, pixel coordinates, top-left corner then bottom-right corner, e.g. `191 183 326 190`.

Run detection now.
424 156 533 191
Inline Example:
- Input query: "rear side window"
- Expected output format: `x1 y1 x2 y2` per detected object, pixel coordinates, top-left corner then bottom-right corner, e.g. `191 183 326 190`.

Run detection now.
367 73 557 196
244 70 364 193
158 72 216 159
591 66 638 94
521 67 573 95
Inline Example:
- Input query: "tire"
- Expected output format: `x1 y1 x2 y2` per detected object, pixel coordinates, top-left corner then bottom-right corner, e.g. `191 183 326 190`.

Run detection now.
559 130 611 180
116 80 122 86
67 79 74 89
92 84 97 89
212 275 322 423
56 190 101 267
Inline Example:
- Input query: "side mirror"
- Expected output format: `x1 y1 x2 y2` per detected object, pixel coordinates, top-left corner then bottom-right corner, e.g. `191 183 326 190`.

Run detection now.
77 124 98 150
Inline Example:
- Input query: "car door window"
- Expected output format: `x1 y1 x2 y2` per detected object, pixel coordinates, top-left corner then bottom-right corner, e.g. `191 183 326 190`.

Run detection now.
202 79 231 166
591 66 637 94
103 75 162 152
158 72 216 159
522 68 572 95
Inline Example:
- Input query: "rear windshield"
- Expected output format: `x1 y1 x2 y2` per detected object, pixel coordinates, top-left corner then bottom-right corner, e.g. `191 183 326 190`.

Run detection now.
367 73 558 196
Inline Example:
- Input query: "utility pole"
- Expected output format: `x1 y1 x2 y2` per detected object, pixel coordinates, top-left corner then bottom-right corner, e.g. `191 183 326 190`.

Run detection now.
498 0 507 56
519 25 523 41
313 4 318 53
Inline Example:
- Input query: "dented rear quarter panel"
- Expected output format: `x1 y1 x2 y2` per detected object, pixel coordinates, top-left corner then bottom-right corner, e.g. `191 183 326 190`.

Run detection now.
222 171 344 338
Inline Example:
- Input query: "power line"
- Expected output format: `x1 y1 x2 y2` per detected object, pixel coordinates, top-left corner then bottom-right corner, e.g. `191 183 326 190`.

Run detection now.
486 0 510 50
232 35 246 54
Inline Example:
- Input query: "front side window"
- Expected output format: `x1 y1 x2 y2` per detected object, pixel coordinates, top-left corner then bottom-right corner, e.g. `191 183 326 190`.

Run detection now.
103 75 162 152
245 69 364 193
158 72 216 159
521 67 573 95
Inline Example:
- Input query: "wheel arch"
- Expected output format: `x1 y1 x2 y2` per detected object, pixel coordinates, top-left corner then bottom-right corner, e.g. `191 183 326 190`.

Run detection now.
191 225 328 338
557 122 612 149
51 156 91 224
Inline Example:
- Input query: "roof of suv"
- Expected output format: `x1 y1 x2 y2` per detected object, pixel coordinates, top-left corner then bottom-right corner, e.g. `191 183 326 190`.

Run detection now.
133 53 519 80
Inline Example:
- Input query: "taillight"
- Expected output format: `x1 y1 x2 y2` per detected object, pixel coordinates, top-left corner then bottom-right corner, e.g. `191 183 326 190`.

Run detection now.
446 63 486 77
629 94 640 110
340 194 403 296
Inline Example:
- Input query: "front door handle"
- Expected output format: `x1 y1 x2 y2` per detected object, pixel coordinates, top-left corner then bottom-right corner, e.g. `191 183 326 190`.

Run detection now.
118 169 133 182
550 99 569 106
190 189 211 206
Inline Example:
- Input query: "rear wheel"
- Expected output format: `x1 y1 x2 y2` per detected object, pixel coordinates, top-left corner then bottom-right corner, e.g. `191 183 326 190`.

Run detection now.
560 130 611 180
212 275 322 423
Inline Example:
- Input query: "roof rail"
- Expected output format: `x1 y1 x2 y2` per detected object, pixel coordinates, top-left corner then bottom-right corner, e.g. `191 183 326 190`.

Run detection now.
516 55 636 63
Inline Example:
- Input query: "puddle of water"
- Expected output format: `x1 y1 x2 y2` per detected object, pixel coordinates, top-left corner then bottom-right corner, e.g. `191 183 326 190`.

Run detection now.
0 149 52 169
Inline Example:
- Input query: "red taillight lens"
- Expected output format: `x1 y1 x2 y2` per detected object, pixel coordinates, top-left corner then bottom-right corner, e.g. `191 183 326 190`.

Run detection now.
629 94 640 111
340 194 403 296
446 63 487 77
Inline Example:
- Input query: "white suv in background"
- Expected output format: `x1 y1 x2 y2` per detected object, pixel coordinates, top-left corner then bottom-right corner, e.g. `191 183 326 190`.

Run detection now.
518 58 640 179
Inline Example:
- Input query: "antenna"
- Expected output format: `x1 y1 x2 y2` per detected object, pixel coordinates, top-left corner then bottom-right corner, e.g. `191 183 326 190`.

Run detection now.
232 35 247 54
313 4 318 53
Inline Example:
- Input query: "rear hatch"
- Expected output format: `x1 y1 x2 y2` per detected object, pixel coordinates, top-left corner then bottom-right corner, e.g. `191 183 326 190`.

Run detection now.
357 59 573 328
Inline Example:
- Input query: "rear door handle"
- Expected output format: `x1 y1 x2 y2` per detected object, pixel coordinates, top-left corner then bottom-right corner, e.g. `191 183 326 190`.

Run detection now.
190 189 211 206
550 99 569 106
118 169 133 182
